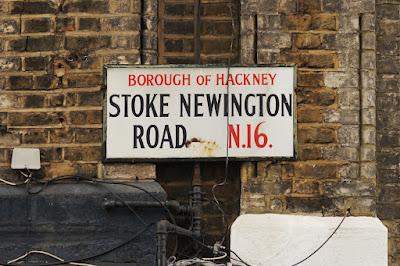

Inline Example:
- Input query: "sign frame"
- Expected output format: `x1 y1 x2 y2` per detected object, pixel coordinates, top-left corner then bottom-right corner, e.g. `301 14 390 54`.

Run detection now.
102 64 297 163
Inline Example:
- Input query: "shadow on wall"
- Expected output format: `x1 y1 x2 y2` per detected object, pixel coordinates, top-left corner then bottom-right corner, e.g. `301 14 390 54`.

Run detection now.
157 161 241 259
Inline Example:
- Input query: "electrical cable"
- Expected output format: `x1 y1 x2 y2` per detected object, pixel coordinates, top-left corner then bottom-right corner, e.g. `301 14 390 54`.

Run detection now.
44 175 179 257
0 170 32 186
181 235 250 266
29 175 176 227
7 250 95 266
171 258 225 266
202 251 227 261
229 250 251 266
0 175 179 265
83 177 179 258
84 179 147 226
289 209 350 266
0 178 19 186
210 0 236 245
3 222 154 266
3 174 351 266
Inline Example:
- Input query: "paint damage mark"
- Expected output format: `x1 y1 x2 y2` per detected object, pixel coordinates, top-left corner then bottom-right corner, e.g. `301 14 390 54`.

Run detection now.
185 137 219 156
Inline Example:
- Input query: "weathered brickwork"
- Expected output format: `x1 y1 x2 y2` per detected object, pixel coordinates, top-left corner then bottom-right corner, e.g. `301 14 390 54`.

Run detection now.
376 1 400 265
159 0 239 64
0 0 158 181
240 0 377 217
0 0 399 262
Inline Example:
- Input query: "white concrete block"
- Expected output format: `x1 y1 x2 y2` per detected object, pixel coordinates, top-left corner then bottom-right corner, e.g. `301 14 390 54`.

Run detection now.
230 214 387 266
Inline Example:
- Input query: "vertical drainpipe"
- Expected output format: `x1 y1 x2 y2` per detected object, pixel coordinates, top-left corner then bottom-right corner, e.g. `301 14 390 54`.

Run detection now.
192 163 202 239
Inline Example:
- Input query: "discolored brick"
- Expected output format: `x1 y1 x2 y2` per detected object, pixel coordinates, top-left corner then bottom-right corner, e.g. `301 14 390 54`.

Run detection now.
56 17 75 32
65 36 111 50
64 146 102 161
165 3 193 16
25 57 50 71
8 112 63 126
0 19 19 34
23 18 51 33
8 76 33 90
11 1 58 14
69 110 102 125
298 127 337 144
23 95 45 108
48 95 65 107
287 197 335 213
201 20 233 35
8 38 28 52
295 163 338 179
40 147 63 162
23 130 48 144
0 130 20 146
164 20 193 35
294 34 322 49
298 0 321 14
63 0 109 13
36 75 57 90
75 128 102 143
49 129 74 143
0 57 21 72
297 72 324 87
297 108 322 123
77 91 102 106
297 88 336 106
65 73 102 88
26 36 56 52
293 180 320 195
102 17 140 31
109 0 131 13
79 18 100 31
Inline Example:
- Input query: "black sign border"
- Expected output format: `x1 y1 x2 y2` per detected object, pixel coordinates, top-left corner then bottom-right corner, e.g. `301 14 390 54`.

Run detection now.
102 64 297 163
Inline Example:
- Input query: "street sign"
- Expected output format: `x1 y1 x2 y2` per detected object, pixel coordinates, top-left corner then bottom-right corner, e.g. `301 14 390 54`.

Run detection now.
105 66 295 160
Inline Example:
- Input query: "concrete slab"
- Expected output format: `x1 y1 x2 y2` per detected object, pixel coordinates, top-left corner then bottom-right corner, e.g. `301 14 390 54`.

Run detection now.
230 214 387 266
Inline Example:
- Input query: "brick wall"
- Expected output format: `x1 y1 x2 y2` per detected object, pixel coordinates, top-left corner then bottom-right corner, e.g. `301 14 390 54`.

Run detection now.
0 0 157 181
376 1 400 265
158 0 239 64
240 0 377 216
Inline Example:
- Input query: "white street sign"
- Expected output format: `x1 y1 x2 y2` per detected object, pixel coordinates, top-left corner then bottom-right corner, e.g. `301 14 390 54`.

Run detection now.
105 66 295 159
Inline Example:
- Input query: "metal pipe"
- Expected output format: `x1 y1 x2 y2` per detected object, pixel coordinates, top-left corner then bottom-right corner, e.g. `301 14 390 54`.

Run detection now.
191 163 202 239
157 220 169 266
156 220 196 266
103 199 194 214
